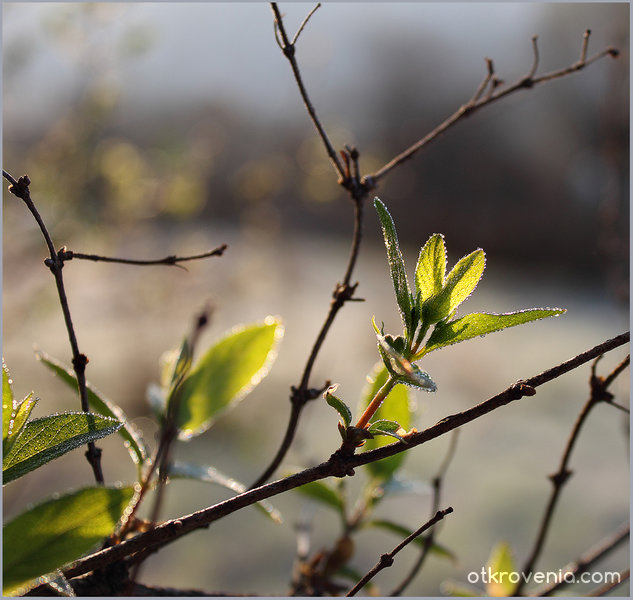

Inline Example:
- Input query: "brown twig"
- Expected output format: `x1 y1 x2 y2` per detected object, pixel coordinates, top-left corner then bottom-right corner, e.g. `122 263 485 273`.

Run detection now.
346 507 454 597
3 170 104 484
43 331 628 586
389 430 459 596
516 353 630 594
532 521 630 596
363 30 619 188
60 245 227 269
270 3 346 184
587 568 629 597
250 181 366 489
125 307 212 587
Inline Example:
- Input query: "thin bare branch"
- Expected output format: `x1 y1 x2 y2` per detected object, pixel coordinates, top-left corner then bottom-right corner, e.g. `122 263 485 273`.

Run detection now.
3 170 104 484
527 35 540 80
364 30 619 188
61 244 227 269
588 568 629 597
270 3 347 182
291 2 321 46
48 331 628 585
390 430 459 596
346 507 453 597
532 521 629 596
516 353 630 593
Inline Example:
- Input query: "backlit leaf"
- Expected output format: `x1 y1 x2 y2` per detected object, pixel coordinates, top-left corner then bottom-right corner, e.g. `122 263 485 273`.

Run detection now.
36 351 149 472
293 479 344 514
486 541 517 596
175 317 283 439
416 308 566 358
425 249 485 323
324 385 352 427
3 413 122 484
415 234 446 303
3 486 134 595
374 198 413 336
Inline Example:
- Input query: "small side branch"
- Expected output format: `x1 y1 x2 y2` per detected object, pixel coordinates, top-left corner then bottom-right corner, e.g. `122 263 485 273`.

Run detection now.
346 507 453 597
270 3 347 183
389 430 459 596
516 353 630 594
364 30 619 187
3 170 104 484
60 244 227 269
532 521 630 596
47 331 627 585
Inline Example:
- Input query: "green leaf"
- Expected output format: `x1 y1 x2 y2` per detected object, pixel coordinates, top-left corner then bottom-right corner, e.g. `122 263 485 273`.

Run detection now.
374 198 413 336
3 360 39 458
365 519 457 563
367 419 406 442
169 460 282 524
3 413 123 484
425 248 485 323
324 384 352 427
377 336 437 392
486 541 517 596
415 234 446 303
361 364 411 480
175 317 283 439
3 485 134 595
2 359 13 446
417 308 566 358
37 351 150 472
293 479 344 514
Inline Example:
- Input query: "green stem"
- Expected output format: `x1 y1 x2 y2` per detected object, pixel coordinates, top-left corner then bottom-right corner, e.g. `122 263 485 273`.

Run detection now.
355 376 397 430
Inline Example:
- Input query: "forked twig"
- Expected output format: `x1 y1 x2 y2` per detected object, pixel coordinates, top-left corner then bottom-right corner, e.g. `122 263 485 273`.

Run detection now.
41 331 627 587
3 170 104 484
363 29 619 187
532 521 630 596
516 353 630 594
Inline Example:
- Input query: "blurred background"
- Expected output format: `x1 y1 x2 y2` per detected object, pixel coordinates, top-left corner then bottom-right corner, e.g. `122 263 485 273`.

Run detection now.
3 3 629 596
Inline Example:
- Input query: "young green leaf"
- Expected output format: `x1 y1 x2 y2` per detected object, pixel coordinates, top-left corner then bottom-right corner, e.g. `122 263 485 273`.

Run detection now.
175 317 283 439
36 351 149 472
3 485 134 595
367 419 407 442
3 413 123 484
3 359 38 457
416 308 566 358
415 233 446 303
374 198 413 336
292 479 345 514
169 460 282 524
377 335 437 392
486 541 518 597
361 364 411 480
425 248 485 323
324 385 352 428
2 359 13 445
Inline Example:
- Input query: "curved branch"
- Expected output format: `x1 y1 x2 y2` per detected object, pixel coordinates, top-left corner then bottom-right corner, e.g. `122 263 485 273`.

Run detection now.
3 170 104 484
516 352 630 593
363 30 619 188
49 331 628 584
